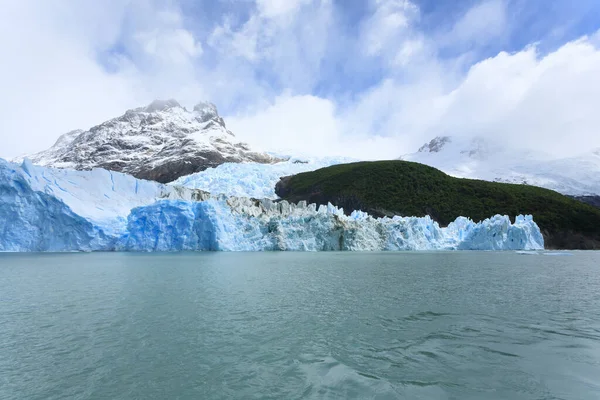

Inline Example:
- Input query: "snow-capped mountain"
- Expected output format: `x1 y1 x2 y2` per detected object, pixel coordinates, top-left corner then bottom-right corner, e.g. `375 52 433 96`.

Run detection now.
401 136 600 196
16 99 282 183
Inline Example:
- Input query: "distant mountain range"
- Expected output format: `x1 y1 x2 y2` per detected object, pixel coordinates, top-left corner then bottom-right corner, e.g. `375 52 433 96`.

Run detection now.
400 136 600 197
15 100 281 183
15 101 600 201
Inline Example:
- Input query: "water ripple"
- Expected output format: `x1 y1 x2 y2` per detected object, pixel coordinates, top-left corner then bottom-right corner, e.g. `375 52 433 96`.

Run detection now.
1 252 600 399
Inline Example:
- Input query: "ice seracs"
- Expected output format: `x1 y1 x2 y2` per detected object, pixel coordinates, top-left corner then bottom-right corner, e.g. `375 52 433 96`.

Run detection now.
401 136 600 196
121 199 544 252
0 158 544 252
15 100 282 183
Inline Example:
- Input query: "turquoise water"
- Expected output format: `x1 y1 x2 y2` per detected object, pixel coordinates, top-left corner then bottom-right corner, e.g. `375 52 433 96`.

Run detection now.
1 252 599 399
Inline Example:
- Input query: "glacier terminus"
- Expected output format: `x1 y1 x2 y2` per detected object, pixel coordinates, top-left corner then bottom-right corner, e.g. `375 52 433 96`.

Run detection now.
0 158 544 252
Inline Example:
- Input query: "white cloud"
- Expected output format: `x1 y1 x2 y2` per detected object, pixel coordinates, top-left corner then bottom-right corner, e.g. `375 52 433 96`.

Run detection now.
208 17 260 62
135 12 203 63
0 1 137 159
360 0 420 61
256 0 313 18
437 36 600 156
228 94 341 156
228 94 405 159
447 0 507 47
0 0 207 159
207 0 334 93
392 38 426 66
229 32 600 159
591 30 600 47
0 0 599 163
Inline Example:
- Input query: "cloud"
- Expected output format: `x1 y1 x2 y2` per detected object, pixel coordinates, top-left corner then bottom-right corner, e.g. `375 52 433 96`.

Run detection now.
134 13 203 63
224 0 600 159
230 30 600 159
207 0 334 94
360 0 421 64
0 0 599 162
437 36 600 156
0 1 136 158
229 94 407 159
0 0 207 159
228 94 343 157
447 0 507 47
256 0 313 18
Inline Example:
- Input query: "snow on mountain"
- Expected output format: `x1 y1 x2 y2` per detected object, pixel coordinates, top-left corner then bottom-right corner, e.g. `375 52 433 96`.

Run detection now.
401 136 600 196
0 158 543 252
15 99 282 183
171 157 356 199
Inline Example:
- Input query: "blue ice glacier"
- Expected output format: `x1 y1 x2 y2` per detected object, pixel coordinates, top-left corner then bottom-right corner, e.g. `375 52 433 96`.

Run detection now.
3 158 205 236
446 215 545 251
118 198 544 252
0 158 545 252
171 157 356 198
0 159 111 251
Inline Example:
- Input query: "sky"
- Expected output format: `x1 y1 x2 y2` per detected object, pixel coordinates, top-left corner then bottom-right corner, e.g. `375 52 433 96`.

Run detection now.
1 0 600 159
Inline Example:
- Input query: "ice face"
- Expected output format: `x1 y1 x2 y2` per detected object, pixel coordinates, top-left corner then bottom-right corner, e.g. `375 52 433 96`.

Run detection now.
0 158 545 252
118 198 544 252
445 214 545 251
0 159 112 251
15 158 204 236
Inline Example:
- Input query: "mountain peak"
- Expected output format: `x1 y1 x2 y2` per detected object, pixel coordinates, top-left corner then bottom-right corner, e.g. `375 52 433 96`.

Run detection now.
144 99 182 113
16 100 282 183
458 137 492 158
194 101 226 127
418 136 452 153
193 101 218 115
415 136 496 159
53 129 83 147
401 135 600 197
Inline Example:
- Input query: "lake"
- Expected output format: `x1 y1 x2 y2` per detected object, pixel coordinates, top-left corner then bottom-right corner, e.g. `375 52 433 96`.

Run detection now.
1 252 599 399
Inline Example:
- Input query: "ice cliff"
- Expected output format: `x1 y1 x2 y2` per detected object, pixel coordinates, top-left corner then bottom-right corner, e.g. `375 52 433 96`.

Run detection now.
0 159 545 252
119 199 544 251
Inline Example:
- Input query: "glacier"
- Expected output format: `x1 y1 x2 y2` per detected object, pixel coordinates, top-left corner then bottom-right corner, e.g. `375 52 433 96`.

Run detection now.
0 158 544 252
170 157 356 199
118 199 544 252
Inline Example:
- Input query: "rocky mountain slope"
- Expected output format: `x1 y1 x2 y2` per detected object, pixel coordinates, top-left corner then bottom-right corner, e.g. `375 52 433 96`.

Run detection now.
400 136 600 196
16 99 282 183
570 196 600 209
